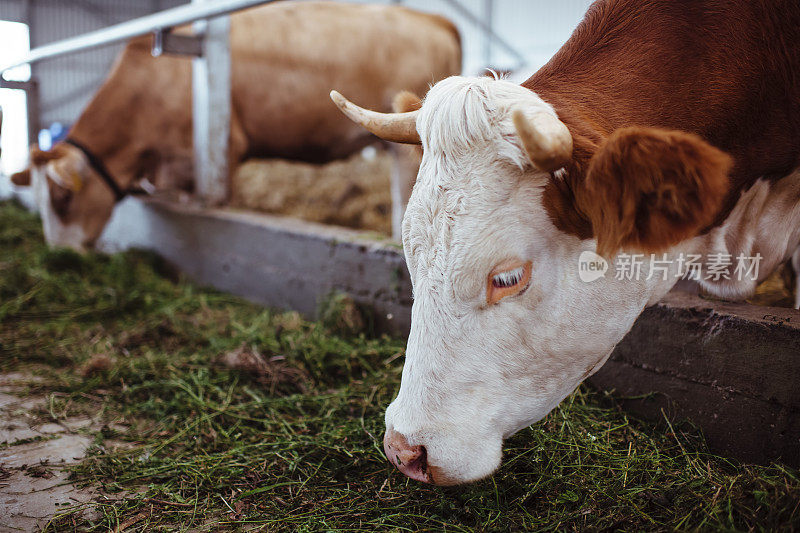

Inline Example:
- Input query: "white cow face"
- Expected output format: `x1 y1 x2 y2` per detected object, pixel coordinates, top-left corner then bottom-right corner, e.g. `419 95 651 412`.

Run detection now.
331 75 731 485
384 79 639 485
375 76 732 485
11 144 116 251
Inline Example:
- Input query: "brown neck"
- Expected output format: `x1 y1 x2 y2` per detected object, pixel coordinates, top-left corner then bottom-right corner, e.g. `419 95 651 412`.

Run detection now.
523 0 800 237
66 37 192 189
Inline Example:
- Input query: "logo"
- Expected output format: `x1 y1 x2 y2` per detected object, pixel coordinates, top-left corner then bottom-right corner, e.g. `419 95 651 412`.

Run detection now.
578 251 608 283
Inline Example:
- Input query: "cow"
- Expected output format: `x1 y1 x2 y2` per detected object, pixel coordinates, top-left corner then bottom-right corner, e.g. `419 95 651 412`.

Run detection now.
331 0 800 485
7 1 460 249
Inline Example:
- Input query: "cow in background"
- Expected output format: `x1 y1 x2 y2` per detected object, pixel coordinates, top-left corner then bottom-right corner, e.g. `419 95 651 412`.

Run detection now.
9 2 460 249
332 0 800 484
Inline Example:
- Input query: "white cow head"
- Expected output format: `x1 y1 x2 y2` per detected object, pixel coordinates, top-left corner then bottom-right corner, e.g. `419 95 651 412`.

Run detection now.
11 143 117 251
332 76 731 485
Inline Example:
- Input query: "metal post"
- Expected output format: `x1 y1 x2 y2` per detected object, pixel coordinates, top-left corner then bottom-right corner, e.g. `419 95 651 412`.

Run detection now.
192 1 230 205
24 0 39 146
0 80 40 147
25 79 39 146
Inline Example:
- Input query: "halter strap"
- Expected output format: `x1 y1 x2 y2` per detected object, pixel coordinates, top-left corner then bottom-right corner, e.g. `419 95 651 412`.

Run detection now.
63 138 127 202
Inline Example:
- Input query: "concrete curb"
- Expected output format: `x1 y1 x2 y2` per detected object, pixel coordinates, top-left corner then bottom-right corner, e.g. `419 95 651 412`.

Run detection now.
98 196 412 335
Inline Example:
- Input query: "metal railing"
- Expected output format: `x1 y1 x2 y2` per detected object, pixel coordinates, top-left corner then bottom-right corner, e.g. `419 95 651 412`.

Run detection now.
0 0 268 73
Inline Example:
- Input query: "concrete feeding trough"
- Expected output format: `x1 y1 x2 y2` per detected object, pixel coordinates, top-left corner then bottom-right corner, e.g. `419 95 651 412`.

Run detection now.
99 197 413 335
590 292 800 465
98 196 800 466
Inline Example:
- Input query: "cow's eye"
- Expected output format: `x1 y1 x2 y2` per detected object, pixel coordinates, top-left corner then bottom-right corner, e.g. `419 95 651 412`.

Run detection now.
487 260 532 305
492 266 525 288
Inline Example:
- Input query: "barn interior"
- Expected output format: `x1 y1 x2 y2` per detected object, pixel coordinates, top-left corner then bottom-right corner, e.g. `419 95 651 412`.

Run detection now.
0 1 799 530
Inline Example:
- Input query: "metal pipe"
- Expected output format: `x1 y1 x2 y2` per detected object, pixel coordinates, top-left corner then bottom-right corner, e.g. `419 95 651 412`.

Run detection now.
192 0 231 205
0 0 271 73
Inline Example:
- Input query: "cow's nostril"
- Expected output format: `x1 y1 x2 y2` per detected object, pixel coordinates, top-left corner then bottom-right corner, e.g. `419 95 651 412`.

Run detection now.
384 429 432 483
394 443 423 467
409 445 428 474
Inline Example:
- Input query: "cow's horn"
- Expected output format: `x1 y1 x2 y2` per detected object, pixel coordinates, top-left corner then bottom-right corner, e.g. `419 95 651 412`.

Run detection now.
330 90 421 145
512 109 573 172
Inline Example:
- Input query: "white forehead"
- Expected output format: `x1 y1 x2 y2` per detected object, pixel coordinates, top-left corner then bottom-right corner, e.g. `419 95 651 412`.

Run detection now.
416 75 556 177
403 76 557 298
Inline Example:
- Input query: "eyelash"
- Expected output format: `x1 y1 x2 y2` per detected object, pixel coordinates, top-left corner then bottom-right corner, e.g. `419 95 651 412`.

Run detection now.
492 266 525 288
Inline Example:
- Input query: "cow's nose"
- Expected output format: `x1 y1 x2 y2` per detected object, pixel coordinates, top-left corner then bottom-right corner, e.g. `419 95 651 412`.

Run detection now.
383 428 431 483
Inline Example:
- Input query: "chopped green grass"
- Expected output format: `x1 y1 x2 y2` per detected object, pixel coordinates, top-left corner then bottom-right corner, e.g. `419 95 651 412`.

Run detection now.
1 199 798 531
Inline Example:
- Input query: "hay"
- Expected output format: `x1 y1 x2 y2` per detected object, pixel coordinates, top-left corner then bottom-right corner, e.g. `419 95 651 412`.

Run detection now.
749 261 797 308
231 150 393 235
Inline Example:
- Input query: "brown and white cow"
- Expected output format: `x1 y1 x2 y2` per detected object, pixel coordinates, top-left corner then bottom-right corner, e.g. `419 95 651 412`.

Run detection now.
8 1 460 249
331 0 800 485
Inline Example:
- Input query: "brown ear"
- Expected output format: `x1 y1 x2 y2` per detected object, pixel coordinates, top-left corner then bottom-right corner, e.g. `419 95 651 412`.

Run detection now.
392 91 422 113
577 127 731 257
10 169 31 186
30 144 68 166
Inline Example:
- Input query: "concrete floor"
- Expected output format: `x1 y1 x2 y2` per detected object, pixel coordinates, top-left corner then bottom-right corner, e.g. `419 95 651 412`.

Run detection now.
0 373 97 532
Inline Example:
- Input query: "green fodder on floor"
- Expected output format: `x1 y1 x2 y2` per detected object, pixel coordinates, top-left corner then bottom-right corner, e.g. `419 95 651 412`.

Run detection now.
0 200 798 532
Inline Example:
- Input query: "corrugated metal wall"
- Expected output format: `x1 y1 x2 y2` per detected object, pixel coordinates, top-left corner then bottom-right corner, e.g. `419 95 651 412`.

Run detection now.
0 0 183 127
0 0 25 21
0 0 594 129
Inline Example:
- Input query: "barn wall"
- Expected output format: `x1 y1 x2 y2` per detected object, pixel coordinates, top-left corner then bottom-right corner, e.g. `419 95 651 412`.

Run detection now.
0 0 25 22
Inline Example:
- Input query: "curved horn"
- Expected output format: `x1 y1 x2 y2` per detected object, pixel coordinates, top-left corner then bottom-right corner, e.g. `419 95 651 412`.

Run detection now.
330 90 420 145
512 109 573 172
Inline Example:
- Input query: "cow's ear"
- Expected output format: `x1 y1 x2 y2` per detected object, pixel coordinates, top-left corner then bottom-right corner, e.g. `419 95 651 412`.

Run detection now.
578 127 731 257
392 91 422 113
10 168 31 186
30 144 68 166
